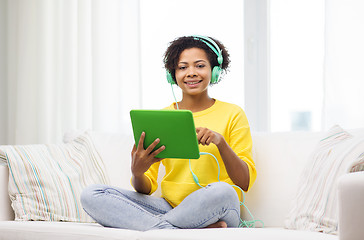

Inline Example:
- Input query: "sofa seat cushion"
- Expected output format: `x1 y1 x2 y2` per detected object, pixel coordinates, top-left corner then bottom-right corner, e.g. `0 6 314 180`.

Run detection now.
145 228 338 240
0 221 139 240
0 221 338 240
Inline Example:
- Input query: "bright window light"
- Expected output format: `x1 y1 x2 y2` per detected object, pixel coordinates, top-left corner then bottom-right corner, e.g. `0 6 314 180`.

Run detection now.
270 0 325 132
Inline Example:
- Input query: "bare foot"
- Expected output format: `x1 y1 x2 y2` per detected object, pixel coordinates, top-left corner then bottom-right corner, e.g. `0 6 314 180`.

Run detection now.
205 221 227 228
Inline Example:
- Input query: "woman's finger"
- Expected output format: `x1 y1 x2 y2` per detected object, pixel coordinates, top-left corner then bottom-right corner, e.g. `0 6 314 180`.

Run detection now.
145 138 160 154
137 132 145 150
150 145 166 159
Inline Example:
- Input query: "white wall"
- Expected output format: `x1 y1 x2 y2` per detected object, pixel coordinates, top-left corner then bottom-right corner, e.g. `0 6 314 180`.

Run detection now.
0 0 7 144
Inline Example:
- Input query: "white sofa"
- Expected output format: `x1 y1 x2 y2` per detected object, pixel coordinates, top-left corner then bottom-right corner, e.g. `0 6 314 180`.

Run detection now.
0 129 363 240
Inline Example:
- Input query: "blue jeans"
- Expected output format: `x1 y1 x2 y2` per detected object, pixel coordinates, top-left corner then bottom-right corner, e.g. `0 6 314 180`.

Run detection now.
81 182 240 231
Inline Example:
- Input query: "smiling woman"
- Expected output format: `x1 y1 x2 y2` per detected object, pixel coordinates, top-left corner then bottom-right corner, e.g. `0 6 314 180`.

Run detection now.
162 35 231 113
80 35 256 230
174 47 214 111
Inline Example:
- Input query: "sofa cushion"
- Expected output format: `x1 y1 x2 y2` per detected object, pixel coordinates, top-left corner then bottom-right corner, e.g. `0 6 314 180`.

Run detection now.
285 125 364 234
0 165 15 220
63 130 135 190
349 152 364 172
0 221 139 240
0 132 109 222
144 228 338 240
246 131 323 227
0 221 338 240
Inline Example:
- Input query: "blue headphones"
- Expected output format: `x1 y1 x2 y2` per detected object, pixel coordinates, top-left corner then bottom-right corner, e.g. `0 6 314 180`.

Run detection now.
166 35 223 85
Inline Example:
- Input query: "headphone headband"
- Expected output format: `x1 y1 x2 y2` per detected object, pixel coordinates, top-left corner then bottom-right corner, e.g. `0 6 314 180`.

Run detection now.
192 35 223 65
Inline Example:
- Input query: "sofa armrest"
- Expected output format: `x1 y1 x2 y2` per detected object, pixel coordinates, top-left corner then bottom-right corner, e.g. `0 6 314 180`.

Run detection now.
0 165 14 220
338 172 364 240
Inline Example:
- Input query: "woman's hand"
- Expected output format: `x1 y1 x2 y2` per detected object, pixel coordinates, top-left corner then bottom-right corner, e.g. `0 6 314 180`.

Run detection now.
131 132 165 194
131 132 165 177
196 127 250 191
196 127 224 146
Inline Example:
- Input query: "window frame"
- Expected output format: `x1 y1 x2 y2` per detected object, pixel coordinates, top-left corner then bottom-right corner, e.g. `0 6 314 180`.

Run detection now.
244 0 270 132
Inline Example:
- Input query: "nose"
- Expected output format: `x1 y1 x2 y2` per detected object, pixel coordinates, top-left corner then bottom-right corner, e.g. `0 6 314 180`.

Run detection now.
187 67 197 78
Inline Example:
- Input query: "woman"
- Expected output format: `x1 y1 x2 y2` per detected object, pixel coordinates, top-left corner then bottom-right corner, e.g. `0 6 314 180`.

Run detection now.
81 36 256 230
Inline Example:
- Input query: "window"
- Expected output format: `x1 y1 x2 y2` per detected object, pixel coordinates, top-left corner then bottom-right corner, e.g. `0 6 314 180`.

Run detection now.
269 0 325 131
138 0 327 132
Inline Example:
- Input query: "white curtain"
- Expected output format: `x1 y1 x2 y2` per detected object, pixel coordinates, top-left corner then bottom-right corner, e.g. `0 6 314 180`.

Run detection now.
0 0 141 144
323 0 364 130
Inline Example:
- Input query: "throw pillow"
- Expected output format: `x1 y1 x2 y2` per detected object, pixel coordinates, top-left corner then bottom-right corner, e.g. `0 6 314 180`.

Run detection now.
284 125 364 234
63 130 134 189
0 132 109 222
349 152 364 172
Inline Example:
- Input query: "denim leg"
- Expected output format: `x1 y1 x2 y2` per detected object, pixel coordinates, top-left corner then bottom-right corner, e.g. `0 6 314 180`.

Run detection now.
80 184 175 231
163 182 241 228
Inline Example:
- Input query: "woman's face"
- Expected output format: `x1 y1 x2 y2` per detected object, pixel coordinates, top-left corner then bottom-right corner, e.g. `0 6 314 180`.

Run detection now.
175 48 212 96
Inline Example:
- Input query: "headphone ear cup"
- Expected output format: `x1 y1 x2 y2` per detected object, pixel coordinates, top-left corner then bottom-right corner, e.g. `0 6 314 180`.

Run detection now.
211 66 222 84
166 71 175 84
217 54 223 65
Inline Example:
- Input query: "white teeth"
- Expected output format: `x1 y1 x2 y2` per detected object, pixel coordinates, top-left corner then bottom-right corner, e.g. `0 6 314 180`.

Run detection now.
186 81 200 85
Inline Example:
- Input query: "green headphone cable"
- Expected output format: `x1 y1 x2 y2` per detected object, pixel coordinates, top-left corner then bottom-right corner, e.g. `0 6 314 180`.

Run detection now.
189 152 264 228
171 83 180 110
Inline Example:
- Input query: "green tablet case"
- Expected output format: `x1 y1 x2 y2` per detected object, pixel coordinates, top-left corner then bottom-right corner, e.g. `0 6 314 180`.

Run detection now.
130 109 200 159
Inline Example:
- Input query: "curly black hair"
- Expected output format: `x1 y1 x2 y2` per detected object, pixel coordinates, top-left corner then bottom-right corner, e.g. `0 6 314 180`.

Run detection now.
163 36 230 85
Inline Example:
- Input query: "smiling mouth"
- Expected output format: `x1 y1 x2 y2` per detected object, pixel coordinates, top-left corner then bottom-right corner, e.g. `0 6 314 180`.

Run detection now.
185 80 203 85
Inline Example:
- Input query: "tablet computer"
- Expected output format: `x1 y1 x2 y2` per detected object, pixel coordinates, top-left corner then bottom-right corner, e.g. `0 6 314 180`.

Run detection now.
130 109 200 159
